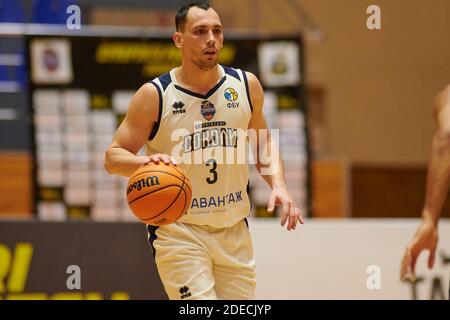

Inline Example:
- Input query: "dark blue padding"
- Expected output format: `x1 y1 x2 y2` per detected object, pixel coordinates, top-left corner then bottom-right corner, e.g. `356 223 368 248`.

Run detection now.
223 65 241 81
158 72 172 92
246 180 252 213
146 224 159 258
148 81 162 140
242 71 254 113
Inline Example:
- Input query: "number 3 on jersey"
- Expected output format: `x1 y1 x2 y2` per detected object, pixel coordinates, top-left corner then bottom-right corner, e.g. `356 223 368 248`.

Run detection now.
206 158 218 184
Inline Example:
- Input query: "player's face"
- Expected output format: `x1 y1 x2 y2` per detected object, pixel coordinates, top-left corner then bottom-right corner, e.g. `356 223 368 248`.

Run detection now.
179 7 224 70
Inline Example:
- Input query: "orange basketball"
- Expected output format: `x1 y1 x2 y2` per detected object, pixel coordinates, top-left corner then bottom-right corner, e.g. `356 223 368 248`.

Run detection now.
126 162 192 226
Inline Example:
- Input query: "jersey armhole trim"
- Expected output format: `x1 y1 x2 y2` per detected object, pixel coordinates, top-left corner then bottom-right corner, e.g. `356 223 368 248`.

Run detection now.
148 81 163 140
223 65 241 81
241 71 254 113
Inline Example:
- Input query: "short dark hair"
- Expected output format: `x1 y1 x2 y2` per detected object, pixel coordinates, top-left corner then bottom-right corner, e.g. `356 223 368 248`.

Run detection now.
175 2 211 32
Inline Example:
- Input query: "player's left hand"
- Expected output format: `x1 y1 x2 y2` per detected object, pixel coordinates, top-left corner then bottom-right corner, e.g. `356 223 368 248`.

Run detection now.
267 187 305 231
400 219 438 282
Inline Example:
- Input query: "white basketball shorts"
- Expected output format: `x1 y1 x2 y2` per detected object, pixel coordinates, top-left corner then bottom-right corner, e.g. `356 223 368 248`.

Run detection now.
147 219 256 300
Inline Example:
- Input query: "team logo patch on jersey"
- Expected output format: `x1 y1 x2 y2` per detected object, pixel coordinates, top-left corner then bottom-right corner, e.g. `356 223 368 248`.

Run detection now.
172 101 186 114
224 87 238 101
200 100 216 121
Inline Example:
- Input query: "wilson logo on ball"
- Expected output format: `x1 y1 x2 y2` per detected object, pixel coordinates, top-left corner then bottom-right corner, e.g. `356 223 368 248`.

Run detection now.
126 163 192 226
127 176 160 194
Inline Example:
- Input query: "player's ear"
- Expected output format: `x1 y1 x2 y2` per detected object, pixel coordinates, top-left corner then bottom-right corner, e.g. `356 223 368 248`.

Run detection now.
173 32 183 49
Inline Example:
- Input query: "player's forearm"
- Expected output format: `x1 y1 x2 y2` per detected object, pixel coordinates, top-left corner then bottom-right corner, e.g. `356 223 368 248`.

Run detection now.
254 132 288 190
422 130 450 225
255 156 287 190
104 147 149 177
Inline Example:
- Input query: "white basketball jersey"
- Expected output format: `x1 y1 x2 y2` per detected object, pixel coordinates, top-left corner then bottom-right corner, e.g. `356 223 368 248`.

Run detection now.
145 65 253 228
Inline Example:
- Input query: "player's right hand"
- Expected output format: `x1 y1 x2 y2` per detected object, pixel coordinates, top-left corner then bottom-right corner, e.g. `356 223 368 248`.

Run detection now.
400 219 438 282
146 153 178 166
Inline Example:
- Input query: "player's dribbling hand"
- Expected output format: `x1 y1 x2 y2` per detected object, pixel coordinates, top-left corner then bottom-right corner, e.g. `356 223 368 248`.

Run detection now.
142 154 177 166
400 219 438 282
267 187 305 231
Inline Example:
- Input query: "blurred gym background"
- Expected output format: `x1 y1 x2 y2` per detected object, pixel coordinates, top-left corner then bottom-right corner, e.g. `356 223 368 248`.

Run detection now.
0 0 449 300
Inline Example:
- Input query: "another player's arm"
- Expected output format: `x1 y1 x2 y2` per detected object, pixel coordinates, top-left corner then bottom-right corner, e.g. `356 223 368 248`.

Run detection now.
104 83 174 178
400 85 450 280
247 72 304 231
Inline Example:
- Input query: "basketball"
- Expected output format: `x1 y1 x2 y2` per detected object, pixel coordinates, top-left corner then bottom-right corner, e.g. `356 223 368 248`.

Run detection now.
126 162 192 226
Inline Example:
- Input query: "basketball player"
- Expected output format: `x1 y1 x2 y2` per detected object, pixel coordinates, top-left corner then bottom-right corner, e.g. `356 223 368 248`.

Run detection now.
400 85 450 299
104 2 304 300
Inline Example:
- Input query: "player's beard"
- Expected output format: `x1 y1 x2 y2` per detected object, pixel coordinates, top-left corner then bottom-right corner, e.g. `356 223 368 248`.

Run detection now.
192 58 218 71
192 52 219 71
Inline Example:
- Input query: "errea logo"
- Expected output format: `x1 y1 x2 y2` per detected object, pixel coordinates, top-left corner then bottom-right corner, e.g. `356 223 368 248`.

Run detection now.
179 286 191 299
172 101 186 114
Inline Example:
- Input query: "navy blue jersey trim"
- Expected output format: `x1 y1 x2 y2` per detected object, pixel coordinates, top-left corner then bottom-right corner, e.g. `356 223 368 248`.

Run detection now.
148 81 162 140
246 180 252 213
158 72 172 92
146 224 159 258
242 71 254 113
223 66 240 81
174 76 226 100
